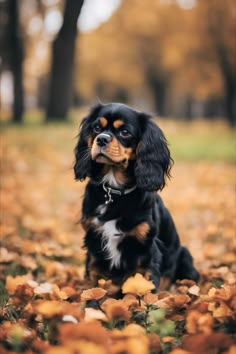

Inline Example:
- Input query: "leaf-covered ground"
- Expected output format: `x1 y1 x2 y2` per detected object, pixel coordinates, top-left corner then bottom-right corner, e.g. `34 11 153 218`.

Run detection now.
0 118 235 354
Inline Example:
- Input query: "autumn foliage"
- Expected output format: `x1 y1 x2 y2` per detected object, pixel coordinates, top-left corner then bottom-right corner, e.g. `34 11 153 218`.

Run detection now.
0 121 235 353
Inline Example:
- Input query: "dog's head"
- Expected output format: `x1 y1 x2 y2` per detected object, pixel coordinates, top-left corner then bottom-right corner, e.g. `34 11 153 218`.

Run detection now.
74 103 172 191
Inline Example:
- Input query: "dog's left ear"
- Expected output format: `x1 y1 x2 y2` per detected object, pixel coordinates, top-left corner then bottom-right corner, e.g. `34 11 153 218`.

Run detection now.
135 113 173 191
74 103 102 181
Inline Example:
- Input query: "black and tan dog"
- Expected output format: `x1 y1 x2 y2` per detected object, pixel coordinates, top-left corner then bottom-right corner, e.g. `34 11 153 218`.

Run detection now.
74 103 199 291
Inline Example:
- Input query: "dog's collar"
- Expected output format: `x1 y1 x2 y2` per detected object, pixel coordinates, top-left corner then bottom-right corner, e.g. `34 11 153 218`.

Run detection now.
102 182 137 205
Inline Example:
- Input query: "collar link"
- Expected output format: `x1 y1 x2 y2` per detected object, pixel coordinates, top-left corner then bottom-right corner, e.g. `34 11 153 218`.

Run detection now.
102 182 137 205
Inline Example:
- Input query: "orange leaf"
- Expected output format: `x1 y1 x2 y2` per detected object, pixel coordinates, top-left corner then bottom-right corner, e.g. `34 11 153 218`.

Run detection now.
105 300 131 321
60 287 76 298
162 336 175 343
122 273 155 296
173 294 191 307
58 322 109 346
169 350 190 354
143 292 158 304
80 287 107 301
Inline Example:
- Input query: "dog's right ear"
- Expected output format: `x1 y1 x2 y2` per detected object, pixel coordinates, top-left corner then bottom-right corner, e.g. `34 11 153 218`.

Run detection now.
74 103 102 181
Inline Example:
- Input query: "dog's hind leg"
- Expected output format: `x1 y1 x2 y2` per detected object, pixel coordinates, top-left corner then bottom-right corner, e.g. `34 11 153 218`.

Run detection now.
174 246 200 282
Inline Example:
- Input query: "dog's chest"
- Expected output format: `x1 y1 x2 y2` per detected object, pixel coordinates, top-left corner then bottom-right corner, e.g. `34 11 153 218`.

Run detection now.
92 204 124 269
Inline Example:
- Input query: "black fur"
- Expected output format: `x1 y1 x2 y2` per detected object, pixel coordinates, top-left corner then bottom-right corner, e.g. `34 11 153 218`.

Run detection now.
74 103 199 292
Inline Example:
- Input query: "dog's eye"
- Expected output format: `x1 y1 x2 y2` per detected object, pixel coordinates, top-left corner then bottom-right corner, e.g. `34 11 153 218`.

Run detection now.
120 129 132 138
93 124 102 134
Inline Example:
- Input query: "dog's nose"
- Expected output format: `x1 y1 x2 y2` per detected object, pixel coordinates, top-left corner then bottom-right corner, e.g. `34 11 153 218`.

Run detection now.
96 133 112 147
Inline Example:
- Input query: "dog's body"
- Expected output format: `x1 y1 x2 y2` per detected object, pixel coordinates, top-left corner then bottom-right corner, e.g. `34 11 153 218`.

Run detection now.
74 103 199 291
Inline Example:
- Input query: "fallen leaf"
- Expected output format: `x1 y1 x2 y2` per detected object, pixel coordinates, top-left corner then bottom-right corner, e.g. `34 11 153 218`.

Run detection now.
80 288 107 301
122 273 155 296
84 308 108 322
5 275 32 294
188 285 200 296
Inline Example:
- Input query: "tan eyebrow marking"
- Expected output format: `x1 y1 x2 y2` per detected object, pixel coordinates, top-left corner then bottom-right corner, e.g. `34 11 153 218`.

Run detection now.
113 119 124 129
100 117 108 127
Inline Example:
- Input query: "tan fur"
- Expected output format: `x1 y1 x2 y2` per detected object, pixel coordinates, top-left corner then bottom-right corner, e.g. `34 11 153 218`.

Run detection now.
81 217 94 231
128 222 150 242
113 119 124 129
87 136 93 148
100 117 108 127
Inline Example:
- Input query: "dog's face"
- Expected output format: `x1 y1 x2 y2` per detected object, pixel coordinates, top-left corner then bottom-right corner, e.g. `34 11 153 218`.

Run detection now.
74 103 172 191
89 105 139 168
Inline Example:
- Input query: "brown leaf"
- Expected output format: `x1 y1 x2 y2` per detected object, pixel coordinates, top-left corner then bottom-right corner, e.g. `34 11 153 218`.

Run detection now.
147 333 162 354
105 300 131 321
182 333 234 353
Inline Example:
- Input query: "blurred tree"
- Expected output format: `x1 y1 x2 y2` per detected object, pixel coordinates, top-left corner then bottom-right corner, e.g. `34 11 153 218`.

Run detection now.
77 1 196 116
2 0 25 122
77 0 234 122
46 0 84 121
198 0 236 126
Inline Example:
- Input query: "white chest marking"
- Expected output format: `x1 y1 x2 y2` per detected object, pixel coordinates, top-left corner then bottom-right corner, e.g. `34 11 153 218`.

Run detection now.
102 170 121 188
100 219 123 269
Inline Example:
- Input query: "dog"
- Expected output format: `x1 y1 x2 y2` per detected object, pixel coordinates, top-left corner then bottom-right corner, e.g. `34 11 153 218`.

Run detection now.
74 103 199 293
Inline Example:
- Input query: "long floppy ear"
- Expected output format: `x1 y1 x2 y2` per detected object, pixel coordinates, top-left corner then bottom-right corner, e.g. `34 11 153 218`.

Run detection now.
135 113 173 191
74 103 102 181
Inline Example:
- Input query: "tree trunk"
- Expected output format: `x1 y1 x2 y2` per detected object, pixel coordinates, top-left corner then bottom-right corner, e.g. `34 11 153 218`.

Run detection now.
147 70 168 117
225 82 236 127
8 0 24 123
46 0 84 121
215 42 236 126
205 1 236 126
221 61 236 126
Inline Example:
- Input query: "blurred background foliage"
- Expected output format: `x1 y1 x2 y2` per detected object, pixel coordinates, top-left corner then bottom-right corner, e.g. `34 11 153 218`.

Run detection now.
0 0 235 125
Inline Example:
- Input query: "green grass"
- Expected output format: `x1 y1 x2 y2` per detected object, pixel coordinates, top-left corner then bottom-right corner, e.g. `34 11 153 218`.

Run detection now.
1 110 235 163
158 119 236 163
168 129 235 162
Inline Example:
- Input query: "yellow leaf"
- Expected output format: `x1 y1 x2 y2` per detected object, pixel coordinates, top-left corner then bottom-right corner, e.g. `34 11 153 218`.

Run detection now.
6 275 32 294
45 347 72 354
209 302 233 319
126 337 149 354
122 323 146 337
35 300 63 318
122 273 155 296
